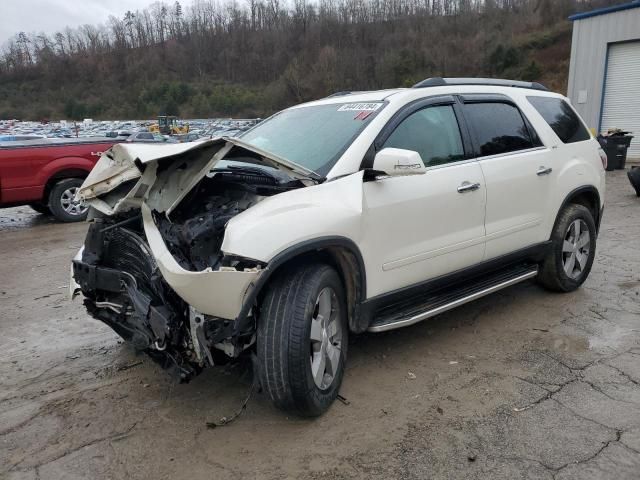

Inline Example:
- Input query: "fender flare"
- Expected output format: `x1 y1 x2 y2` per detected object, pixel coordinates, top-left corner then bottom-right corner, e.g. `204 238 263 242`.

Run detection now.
552 185 602 235
233 236 368 333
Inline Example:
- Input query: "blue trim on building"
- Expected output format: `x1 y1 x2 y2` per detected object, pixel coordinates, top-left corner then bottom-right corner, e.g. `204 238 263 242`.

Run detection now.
569 2 640 21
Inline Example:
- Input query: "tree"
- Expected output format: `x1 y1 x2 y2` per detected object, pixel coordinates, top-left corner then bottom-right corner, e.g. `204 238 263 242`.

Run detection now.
0 0 612 120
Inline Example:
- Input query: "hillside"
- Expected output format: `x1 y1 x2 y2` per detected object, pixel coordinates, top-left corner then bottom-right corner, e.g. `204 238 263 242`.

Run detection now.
0 0 626 120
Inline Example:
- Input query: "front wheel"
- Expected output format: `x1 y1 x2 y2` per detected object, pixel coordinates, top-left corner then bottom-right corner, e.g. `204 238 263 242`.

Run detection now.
538 204 597 292
257 263 348 417
48 178 89 222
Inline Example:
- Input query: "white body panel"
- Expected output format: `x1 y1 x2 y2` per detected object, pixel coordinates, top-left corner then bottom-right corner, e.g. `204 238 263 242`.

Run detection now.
222 172 365 263
361 161 486 297
479 147 554 259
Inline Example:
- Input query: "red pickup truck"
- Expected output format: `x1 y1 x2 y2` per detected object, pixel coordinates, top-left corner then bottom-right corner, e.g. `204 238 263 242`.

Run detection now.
0 138 119 222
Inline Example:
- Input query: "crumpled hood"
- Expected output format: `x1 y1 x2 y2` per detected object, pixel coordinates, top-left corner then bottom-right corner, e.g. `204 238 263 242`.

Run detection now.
79 140 217 200
77 136 317 215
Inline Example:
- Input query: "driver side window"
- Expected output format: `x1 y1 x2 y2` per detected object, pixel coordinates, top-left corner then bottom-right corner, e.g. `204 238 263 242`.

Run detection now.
383 105 465 167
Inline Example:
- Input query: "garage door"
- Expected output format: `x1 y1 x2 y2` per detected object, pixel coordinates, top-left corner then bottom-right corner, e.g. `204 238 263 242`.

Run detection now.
601 41 640 159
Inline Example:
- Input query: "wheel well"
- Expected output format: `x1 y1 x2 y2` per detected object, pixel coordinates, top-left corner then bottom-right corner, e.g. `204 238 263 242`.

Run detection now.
42 169 89 205
257 246 367 333
564 188 600 231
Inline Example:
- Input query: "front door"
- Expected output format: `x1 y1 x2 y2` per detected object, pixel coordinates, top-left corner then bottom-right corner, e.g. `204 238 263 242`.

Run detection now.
360 103 486 298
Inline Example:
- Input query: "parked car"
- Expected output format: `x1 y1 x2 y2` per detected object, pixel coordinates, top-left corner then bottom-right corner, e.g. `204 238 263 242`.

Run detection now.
174 133 204 143
125 132 168 143
0 137 120 221
71 78 606 416
105 130 133 139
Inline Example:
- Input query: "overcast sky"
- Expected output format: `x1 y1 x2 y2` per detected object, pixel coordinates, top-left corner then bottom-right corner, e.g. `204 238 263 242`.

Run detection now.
1 0 193 44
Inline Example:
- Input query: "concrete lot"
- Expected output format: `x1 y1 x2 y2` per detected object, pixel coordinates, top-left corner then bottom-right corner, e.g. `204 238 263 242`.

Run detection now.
1 170 639 480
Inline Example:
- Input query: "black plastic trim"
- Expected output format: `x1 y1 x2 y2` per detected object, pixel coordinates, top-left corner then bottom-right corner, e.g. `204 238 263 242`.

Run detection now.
452 99 475 157
412 77 548 91
554 185 602 234
73 259 131 292
233 236 367 331
459 93 513 104
360 241 551 323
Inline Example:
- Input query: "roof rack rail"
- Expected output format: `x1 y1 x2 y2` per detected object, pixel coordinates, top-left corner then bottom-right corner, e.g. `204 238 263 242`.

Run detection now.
412 77 549 91
326 91 354 98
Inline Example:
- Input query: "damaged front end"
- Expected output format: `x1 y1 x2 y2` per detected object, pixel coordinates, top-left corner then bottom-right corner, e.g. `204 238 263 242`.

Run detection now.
73 218 207 380
71 138 314 381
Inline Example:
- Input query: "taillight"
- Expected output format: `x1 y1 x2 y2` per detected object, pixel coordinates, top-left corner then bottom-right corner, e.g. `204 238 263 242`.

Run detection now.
598 148 607 170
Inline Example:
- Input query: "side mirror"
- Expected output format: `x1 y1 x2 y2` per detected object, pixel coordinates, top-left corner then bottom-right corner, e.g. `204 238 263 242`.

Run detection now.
370 148 426 178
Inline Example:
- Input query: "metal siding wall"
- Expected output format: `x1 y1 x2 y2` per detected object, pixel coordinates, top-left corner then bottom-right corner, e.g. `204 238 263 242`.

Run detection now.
568 9 640 131
567 25 580 100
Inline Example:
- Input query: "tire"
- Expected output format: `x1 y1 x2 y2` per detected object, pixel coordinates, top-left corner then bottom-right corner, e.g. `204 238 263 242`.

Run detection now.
257 263 348 417
537 204 597 292
48 178 88 222
628 167 640 197
29 203 51 215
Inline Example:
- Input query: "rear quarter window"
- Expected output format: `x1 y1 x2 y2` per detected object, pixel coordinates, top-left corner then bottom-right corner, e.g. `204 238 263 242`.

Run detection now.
527 96 590 144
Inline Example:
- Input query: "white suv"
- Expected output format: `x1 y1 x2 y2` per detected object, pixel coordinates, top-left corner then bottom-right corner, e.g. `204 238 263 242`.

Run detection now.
72 78 606 416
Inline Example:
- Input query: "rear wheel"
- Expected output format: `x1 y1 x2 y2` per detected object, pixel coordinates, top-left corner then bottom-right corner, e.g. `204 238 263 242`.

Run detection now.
538 204 596 292
48 178 88 222
29 203 51 215
257 263 348 417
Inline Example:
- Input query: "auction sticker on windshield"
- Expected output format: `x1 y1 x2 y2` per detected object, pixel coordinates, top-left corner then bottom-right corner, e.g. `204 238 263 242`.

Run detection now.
337 103 383 112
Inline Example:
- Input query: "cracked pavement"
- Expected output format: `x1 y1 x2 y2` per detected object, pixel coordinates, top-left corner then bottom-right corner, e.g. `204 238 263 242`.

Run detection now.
1 170 639 479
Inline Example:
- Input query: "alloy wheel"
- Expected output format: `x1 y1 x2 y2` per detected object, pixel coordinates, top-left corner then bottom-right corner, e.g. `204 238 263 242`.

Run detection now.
60 187 88 216
309 287 343 390
562 219 591 280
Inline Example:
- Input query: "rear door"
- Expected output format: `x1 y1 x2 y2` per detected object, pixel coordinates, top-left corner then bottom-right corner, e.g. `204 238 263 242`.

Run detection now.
361 97 486 297
460 96 553 260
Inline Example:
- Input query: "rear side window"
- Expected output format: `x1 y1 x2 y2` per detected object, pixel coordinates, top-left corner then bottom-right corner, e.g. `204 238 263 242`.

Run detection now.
527 96 590 144
464 102 539 157
383 105 465 167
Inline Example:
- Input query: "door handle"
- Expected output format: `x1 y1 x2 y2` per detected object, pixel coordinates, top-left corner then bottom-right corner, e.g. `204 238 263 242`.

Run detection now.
457 181 481 193
536 166 553 176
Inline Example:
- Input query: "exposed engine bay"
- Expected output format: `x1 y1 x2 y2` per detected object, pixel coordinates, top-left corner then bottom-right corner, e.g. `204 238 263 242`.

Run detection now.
154 161 302 271
72 143 308 381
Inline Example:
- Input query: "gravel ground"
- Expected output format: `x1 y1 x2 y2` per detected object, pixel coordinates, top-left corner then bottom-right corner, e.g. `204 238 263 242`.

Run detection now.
1 170 639 480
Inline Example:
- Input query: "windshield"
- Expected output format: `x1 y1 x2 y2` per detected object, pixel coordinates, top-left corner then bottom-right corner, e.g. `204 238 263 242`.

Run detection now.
241 102 385 176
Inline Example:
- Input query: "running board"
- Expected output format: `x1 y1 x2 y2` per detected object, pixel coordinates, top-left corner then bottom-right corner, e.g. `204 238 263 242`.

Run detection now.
368 264 538 333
